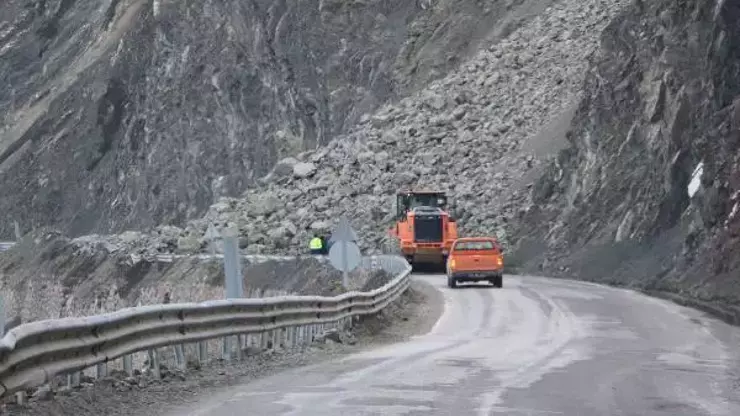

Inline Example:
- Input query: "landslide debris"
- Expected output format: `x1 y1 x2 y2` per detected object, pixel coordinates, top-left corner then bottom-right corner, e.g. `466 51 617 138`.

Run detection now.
0 0 551 240
510 0 740 305
66 0 628 257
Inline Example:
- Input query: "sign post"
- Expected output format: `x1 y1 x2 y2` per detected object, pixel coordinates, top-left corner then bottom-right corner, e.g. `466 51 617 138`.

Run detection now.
221 227 244 299
328 216 361 289
13 220 20 241
0 295 5 337
219 226 243 361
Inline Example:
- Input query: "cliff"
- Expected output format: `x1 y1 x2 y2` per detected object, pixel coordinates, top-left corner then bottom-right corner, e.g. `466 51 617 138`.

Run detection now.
511 0 740 307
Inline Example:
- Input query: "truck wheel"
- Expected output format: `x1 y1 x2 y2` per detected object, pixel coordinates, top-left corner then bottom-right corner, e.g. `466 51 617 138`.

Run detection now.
447 276 457 289
492 275 503 288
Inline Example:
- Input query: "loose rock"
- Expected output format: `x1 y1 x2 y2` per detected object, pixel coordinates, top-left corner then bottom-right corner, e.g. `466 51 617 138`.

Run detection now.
74 0 625 258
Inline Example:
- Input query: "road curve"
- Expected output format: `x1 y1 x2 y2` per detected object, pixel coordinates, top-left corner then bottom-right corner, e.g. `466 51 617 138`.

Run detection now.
168 275 740 415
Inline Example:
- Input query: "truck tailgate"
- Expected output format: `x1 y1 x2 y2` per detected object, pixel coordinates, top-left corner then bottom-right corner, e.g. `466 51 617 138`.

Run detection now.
452 250 502 271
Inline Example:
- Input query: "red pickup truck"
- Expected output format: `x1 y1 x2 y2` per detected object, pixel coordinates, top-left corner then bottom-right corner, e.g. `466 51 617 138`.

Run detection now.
446 237 504 288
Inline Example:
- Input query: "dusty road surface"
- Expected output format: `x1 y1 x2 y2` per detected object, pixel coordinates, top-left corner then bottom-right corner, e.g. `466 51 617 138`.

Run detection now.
166 275 740 415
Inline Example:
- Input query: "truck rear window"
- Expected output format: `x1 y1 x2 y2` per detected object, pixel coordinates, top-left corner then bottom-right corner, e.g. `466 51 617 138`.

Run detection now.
453 241 497 251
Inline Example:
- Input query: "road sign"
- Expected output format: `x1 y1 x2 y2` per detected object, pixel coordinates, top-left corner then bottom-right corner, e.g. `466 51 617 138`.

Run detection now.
327 216 361 288
329 216 358 243
328 241 361 273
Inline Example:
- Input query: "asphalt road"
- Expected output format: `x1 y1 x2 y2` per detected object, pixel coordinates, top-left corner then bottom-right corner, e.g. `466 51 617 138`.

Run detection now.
168 275 740 415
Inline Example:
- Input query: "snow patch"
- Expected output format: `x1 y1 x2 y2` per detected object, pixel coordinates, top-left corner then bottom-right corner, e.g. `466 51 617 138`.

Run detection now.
688 161 703 198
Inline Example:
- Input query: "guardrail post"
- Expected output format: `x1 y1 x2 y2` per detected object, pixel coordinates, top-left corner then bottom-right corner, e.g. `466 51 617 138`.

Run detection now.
198 341 208 364
67 371 80 388
174 344 186 370
275 328 283 349
222 336 232 361
261 330 269 349
236 335 244 360
15 391 26 405
148 349 161 378
286 326 295 349
198 341 208 363
96 362 108 378
123 355 133 375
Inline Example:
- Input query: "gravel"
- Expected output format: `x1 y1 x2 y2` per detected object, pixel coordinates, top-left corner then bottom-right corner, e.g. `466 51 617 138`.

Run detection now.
1 279 443 416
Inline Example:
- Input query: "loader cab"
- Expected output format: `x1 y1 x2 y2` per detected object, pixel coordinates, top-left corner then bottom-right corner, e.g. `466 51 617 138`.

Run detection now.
395 191 450 221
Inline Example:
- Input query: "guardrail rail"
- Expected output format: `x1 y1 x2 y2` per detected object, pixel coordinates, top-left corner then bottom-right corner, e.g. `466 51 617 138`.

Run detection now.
0 254 411 403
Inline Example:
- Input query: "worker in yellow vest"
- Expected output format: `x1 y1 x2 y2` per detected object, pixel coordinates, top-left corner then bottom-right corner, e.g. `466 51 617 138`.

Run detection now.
309 234 324 255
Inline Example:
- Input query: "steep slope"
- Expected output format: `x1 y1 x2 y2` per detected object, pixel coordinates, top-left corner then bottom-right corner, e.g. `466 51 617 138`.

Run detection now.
0 0 549 240
510 0 740 305
58 0 625 258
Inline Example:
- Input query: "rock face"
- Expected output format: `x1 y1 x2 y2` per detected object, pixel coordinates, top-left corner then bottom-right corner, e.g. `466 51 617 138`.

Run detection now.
510 0 740 303
0 0 551 239
59 0 625 257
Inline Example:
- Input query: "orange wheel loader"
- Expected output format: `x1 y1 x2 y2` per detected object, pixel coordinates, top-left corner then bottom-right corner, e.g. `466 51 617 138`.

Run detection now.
387 190 459 272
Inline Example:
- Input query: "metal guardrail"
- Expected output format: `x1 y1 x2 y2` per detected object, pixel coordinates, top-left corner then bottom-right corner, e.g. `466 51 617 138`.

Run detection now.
0 254 411 401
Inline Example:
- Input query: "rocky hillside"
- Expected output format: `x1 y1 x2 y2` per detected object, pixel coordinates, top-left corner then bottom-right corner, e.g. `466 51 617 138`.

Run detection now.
57 0 625 258
0 0 553 240
9 0 736 317
510 0 740 304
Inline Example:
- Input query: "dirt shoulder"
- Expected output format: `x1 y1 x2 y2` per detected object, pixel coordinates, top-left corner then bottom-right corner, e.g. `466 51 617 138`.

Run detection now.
3 278 444 416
